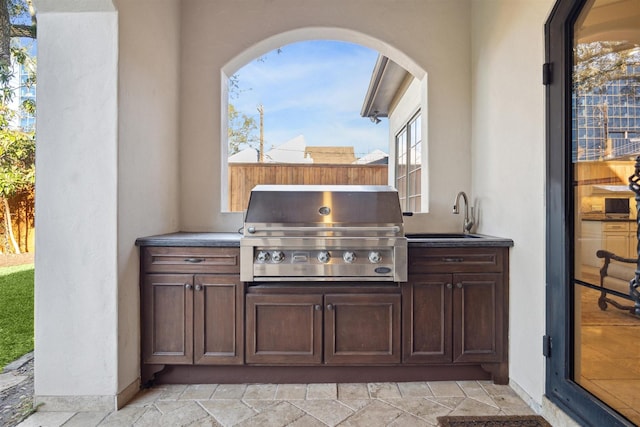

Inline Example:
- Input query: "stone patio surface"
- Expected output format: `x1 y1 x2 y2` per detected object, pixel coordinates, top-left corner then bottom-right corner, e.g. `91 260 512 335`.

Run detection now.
16 380 541 426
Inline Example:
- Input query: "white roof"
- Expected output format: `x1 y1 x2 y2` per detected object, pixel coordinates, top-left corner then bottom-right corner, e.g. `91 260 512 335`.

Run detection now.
228 147 259 163
354 149 388 164
264 135 313 163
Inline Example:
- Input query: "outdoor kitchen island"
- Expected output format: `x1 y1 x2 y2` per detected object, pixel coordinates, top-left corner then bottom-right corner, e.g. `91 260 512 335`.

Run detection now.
135 231 513 387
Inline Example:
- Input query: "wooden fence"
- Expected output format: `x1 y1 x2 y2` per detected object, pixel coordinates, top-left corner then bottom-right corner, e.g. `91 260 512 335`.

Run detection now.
0 190 34 253
228 163 389 212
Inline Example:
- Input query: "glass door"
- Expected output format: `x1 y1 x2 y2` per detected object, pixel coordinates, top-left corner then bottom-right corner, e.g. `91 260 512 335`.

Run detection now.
546 0 640 425
572 0 640 424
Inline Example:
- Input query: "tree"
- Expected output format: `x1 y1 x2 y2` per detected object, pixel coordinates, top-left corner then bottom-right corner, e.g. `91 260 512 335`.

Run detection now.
227 73 259 156
0 0 35 253
573 41 640 95
0 0 35 67
228 103 258 155
227 49 282 156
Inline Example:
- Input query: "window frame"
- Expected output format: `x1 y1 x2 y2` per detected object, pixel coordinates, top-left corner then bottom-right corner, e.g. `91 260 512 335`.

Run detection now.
394 110 422 212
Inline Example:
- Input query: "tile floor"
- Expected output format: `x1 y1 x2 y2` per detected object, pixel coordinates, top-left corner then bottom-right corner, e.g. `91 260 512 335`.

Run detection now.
577 287 640 425
18 380 538 426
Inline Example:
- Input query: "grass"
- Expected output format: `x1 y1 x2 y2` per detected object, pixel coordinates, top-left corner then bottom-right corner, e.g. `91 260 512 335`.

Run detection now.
0 264 34 371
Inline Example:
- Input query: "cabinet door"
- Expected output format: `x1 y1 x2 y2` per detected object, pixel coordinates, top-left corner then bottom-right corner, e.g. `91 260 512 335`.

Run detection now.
604 231 630 258
402 274 452 363
324 293 401 365
193 275 244 365
246 294 323 364
453 273 504 363
142 274 193 364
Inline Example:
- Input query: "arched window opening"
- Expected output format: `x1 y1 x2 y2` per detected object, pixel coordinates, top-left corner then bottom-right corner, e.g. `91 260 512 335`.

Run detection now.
220 37 427 213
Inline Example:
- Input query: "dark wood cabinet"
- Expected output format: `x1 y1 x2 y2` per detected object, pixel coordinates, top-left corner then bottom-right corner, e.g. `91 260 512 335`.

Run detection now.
138 241 510 385
142 274 194 364
403 247 508 383
246 292 400 365
141 247 243 367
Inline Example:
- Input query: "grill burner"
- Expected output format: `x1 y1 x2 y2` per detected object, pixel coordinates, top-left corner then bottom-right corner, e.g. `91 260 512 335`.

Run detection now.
240 185 407 282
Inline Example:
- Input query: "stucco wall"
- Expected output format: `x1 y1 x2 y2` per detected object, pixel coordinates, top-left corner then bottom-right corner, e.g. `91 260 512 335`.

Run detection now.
34 6 119 406
116 0 181 398
470 0 555 407
179 0 472 233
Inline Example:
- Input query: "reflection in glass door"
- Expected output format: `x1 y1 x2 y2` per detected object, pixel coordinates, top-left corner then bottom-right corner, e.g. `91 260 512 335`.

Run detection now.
572 0 640 423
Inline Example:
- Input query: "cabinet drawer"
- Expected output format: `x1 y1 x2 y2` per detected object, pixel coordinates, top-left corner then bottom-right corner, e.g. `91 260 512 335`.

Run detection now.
602 222 630 232
142 247 240 273
409 248 504 273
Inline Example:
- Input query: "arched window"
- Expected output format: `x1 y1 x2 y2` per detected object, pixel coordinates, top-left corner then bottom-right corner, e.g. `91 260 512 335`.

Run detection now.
220 33 428 214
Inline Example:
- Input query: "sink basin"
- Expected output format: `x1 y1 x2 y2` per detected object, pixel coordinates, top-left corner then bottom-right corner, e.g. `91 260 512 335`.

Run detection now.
406 233 482 239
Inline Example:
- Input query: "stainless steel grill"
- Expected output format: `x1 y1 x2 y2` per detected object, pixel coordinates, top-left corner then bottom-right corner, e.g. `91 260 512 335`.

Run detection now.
240 185 407 282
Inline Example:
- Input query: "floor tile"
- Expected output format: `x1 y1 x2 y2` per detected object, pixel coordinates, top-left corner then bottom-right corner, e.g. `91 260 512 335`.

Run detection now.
275 384 307 400
380 397 451 425
62 411 109 426
287 414 327 426
338 399 374 412
337 383 369 400
127 388 165 407
16 411 75 427
428 381 464 397
180 384 217 400
243 384 277 400
386 412 431 427
337 399 404 426
199 399 257 426
97 406 148 426
150 401 211 425
212 384 247 399
291 399 354 426
307 383 337 400
367 382 401 399
234 401 304 427
447 397 501 417
397 381 433 398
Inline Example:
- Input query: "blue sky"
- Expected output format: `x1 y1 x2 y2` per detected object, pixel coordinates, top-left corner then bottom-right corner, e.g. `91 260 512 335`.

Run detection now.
230 40 389 158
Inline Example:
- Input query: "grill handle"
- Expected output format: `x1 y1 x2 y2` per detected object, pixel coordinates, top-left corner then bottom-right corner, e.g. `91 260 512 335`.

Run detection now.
245 226 401 234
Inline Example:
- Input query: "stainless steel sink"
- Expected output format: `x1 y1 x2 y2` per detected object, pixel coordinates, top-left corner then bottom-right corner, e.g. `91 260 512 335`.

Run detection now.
406 233 483 239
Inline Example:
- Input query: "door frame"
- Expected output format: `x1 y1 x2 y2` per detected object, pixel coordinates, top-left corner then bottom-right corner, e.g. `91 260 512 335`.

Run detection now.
545 0 636 425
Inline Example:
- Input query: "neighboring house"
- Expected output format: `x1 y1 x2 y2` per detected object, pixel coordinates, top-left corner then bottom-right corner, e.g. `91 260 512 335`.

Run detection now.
354 149 389 165
304 146 356 164
32 1 639 426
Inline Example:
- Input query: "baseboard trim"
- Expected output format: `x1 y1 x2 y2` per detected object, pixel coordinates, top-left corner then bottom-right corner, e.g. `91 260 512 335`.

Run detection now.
116 377 140 409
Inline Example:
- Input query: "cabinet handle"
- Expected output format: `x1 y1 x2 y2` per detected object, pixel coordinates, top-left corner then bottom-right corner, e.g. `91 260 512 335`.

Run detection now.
446 283 452 289
442 257 464 263
326 304 334 310
184 257 205 263
195 284 203 291
456 283 463 289
314 304 322 311
185 283 192 290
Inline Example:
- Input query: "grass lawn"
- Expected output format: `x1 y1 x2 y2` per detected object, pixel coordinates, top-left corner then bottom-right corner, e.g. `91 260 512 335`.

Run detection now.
0 264 34 371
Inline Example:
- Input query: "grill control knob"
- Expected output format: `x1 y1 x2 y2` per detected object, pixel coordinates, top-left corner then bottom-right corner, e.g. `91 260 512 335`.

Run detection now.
271 251 285 263
343 251 356 263
317 251 331 263
368 251 382 264
256 251 271 263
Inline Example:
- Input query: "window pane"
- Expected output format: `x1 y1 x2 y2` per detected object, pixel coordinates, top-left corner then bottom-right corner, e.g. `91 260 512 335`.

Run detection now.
572 0 640 423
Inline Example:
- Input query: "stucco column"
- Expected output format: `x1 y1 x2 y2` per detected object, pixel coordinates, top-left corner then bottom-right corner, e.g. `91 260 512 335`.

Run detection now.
33 0 119 411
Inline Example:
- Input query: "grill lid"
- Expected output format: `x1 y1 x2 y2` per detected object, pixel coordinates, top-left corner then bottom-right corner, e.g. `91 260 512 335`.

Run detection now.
244 185 404 231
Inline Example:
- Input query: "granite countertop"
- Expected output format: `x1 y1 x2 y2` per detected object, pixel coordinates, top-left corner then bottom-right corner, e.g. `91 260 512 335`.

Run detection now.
136 232 513 248
581 216 636 222
135 232 242 247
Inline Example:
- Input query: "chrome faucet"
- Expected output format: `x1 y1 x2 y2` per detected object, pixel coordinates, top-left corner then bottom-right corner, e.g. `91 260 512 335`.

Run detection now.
453 191 475 233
